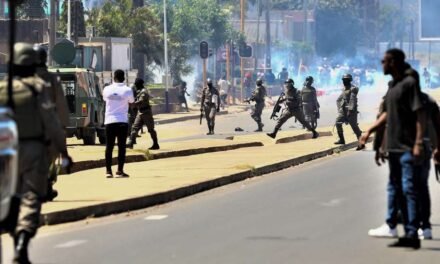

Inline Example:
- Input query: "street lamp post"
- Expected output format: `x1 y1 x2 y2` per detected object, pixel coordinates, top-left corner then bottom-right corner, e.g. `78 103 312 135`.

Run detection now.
163 0 170 113
67 0 71 40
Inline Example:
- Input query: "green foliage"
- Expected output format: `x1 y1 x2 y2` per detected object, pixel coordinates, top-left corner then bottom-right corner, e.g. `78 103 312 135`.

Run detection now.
17 0 47 19
272 0 303 10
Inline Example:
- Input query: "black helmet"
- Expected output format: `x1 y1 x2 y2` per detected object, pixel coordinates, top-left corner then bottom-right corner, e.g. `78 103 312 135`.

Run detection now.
207 78 213 85
256 78 263 86
33 44 47 65
342 74 353 81
305 76 314 82
284 78 294 85
134 78 144 87
182 81 187 86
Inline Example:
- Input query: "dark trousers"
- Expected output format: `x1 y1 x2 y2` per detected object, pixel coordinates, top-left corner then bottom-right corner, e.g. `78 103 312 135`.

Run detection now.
105 123 128 172
335 112 362 139
386 151 427 238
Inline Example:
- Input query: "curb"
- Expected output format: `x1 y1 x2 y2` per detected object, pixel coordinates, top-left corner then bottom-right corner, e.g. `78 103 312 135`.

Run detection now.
43 140 365 226
68 141 263 174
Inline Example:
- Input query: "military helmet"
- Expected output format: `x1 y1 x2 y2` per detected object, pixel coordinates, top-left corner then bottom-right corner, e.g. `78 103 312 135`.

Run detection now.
182 81 187 86
256 78 263 86
207 78 213 85
33 44 48 65
134 78 144 87
284 78 294 85
342 74 353 81
305 76 314 82
13 43 37 66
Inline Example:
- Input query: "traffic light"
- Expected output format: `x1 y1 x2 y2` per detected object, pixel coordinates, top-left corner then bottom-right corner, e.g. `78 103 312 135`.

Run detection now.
239 44 252 58
200 41 209 59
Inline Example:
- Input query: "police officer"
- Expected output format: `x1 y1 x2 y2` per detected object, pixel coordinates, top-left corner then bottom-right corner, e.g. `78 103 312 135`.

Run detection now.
128 78 142 136
301 76 320 129
34 45 70 201
127 78 159 150
0 43 72 264
178 81 190 112
267 79 319 139
200 78 220 135
334 74 362 145
247 78 267 132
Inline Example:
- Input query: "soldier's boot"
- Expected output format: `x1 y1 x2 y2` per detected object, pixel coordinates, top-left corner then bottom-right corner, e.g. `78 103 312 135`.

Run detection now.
13 231 32 264
334 131 346 145
255 122 264 132
312 130 319 139
149 131 160 150
267 127 279 139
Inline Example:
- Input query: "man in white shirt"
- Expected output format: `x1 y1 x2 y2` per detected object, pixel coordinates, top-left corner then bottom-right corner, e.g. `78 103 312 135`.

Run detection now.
103 69 134 178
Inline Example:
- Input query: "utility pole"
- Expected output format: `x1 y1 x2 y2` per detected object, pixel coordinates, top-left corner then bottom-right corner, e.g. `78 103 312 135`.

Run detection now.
49 0 57 65
254 0 261 72
265 0 271 70
399 0 403 49
240 0 245 102
164 0 170 113
67 0 71 40
303 0 308 43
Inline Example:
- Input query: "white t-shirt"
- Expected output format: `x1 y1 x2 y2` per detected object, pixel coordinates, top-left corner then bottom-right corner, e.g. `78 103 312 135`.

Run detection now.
103 82 134 125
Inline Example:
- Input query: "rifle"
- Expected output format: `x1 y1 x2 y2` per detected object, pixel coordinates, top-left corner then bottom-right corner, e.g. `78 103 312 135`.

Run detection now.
199 108 203 125
270 92 285 120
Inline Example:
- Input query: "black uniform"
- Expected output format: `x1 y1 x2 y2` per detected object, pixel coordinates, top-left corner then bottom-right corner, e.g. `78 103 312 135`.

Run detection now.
201 82 221 135
267 80 319 139
128 85 139 135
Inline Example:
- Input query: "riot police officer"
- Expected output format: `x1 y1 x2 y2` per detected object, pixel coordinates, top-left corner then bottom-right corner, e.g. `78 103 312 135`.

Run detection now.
178 81 190 112
128 78 141 136
127 78 160 150
200 78 220 135
247 78 267 132
301 76 320 129
334 74 362 144
34 45 70 201
267 79 319 139
0 43 72 264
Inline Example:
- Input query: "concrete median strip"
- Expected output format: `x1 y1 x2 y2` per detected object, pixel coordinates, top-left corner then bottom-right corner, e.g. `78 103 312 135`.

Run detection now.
41 138 368 226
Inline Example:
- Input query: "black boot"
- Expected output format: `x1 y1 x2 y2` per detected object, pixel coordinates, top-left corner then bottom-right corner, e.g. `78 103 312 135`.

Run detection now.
334 131 345 145
312 130 319 139
127 134 135 149
267 127 279 139
255 122 264 132
149 131 160 150
13 231 32 264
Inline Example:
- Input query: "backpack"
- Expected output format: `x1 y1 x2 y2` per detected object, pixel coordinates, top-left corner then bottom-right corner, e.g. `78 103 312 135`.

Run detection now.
0 77 46 140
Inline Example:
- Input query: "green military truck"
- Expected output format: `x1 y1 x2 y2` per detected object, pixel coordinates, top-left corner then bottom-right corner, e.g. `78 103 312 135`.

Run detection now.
50 67 106 145
49 39 106 145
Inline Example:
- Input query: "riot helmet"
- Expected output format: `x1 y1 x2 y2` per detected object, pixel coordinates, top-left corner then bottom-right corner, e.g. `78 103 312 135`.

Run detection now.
256 78 263 86
342 74 353 87
134 78 145 89
305 76 314 86
33 44 48 66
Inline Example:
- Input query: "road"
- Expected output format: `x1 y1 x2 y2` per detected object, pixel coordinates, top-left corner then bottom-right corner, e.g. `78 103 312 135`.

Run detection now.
2 150 439 264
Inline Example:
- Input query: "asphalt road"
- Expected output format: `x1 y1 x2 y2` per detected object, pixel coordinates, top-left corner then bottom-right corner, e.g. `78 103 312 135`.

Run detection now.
2 150 440 264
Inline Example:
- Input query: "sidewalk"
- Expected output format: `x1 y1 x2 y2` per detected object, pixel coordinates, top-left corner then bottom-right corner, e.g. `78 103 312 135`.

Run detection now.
42 125 368 225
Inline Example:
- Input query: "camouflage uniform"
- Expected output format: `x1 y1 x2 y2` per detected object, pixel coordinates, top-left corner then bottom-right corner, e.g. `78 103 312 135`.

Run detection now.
335 85 362 144
301 84 319 129
128 87 159 150
267 80 319 139
201 84 221 135
128 85 139 136
249 82 267 131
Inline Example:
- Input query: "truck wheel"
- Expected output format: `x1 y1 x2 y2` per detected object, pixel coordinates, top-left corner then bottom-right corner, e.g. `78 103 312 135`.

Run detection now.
83 131 96 145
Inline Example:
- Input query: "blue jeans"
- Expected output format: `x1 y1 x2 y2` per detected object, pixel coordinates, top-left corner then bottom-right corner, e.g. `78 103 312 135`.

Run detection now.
386 151 427 238
419 153 432 229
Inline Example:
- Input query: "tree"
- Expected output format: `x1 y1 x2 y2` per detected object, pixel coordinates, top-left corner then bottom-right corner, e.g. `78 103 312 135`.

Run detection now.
17 0 47 18
59 0 87 39
315 0 361 57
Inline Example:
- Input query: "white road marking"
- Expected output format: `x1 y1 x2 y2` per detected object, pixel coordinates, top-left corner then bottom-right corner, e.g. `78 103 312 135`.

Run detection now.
320 198 344 207
54 240 87 248
144 215 168 221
